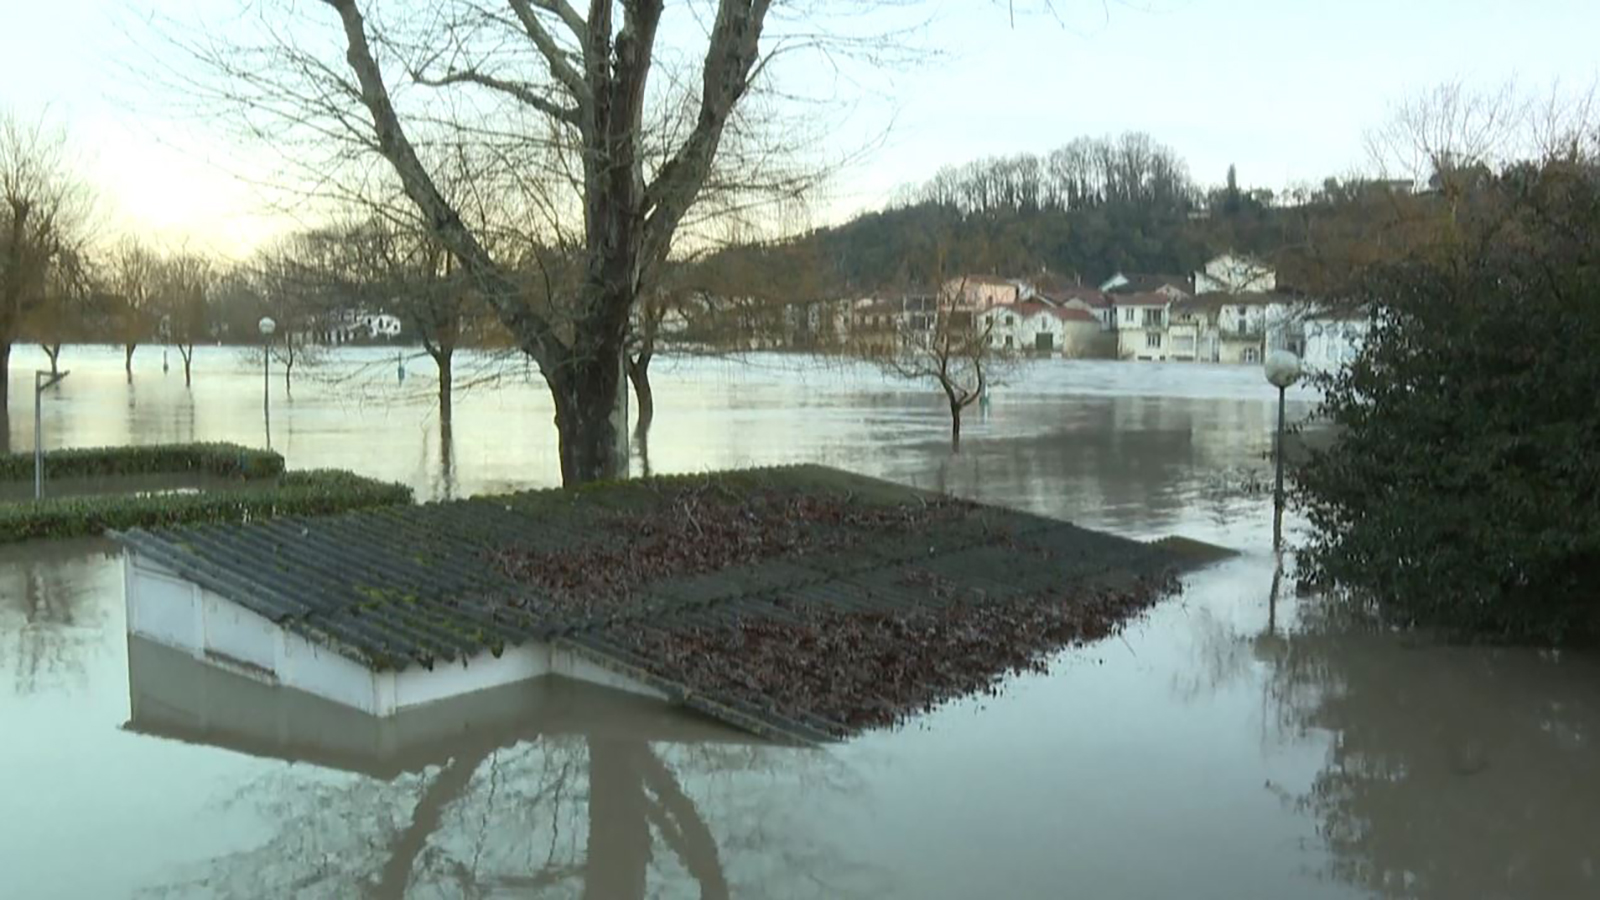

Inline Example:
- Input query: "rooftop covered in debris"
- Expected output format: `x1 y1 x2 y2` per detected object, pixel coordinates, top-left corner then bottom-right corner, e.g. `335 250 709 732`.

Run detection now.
118 465 1223 742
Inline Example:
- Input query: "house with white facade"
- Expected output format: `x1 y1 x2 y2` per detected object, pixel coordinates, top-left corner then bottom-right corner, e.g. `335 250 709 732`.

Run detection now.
945 275 1021 311
984 302 1102 357
1114 292 1174 360
315 308 404 345
1193 254 1276 294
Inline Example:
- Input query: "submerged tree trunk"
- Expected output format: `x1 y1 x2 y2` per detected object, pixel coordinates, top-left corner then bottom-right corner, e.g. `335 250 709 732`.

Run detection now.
548 343 629 486
179 344 194 388
438 414 455 501
0 341 10 453
0 341 11 413
431 345 453 427
40 343 60 376
627 349 654 435
123 343 136 383
950 402 963 453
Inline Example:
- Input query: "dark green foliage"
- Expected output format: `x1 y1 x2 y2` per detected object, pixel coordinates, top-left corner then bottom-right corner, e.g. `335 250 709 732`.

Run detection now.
0 469 412 543
0 442 284 482
1296 161 1600 643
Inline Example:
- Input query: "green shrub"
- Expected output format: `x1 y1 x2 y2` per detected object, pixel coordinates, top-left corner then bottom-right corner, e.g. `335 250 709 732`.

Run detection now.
1295 161 1600 644
0 469 412 543
0 442 284 482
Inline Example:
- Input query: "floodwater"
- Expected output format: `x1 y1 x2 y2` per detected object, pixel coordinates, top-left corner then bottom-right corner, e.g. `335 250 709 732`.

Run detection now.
2 345 1597 899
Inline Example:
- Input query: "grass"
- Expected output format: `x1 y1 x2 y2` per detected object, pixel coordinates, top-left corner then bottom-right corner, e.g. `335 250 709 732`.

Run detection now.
0 442 284 482
0 469 412 543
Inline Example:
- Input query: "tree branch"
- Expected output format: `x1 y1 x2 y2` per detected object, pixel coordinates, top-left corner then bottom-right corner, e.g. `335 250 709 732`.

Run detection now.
318 0 568 363
508 0 592 111
410 67 581 125
640 0 772 269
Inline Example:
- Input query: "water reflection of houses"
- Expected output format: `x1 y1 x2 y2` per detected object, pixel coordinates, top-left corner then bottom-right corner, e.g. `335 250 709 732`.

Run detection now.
124 637 810 898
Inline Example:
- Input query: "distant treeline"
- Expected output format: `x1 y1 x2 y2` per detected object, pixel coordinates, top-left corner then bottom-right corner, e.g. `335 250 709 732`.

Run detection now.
699 132 1444 299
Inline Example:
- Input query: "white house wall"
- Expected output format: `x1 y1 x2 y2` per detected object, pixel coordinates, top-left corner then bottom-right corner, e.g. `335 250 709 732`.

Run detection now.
1195 255 1277 294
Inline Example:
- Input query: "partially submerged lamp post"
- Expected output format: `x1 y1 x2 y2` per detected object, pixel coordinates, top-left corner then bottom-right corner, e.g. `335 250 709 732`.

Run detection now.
34 369 70 500
259 317 277 450
1264 350 1302 551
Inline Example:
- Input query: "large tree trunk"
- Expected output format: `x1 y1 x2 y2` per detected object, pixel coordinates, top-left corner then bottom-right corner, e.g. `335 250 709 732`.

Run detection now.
124 343 136 383
438 414 455 501
41 344 60 376
627 349 654 435
0 341 10 452
950 402 963 453
433 346 453 427
0 340 10 404
548 341 629 485
179 344 194 388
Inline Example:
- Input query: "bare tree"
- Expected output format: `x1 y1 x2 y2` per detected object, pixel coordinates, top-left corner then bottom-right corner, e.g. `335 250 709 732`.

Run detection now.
168 0 999 485
23 243 93 377
105 238 162 382
237 232 342 396
310 214 491 427
1365 81 1526 188
156 251 215 388
875 279 1010 453
1 111 90 418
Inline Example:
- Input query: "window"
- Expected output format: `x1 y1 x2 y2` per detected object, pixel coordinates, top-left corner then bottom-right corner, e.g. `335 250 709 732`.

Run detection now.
1143 308 1163 328
1122 308 1135 324
1244 347 1260 363
1145 332 1162 350
1004 335 1014 348
1005 315 1015 326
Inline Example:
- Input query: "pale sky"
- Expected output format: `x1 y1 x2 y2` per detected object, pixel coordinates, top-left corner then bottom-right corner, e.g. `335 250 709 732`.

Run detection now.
3 0 1597 258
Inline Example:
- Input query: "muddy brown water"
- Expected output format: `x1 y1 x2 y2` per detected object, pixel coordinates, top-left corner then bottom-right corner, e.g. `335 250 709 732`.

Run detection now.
2 345 1597 899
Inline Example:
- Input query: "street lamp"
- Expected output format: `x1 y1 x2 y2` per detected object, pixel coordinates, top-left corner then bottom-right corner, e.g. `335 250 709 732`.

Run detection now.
259 317 277 450
34 369 70 500
1264 349 1301 551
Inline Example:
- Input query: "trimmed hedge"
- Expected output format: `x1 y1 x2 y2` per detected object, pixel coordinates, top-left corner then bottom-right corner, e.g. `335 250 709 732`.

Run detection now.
0 469 413 543
0 442 284 482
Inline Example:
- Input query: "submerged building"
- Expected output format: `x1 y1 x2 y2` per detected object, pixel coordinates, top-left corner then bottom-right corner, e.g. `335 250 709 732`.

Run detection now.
118 466 1216 742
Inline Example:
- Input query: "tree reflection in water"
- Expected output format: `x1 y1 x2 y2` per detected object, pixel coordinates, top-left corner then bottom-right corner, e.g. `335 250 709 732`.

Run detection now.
1197 558 1600 899
126 639 870 899
0 540 113 697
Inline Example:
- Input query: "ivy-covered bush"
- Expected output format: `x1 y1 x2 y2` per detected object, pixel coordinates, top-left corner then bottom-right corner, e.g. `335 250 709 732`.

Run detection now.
0 442 284 482
1295 161 1600 644
0 470 412 543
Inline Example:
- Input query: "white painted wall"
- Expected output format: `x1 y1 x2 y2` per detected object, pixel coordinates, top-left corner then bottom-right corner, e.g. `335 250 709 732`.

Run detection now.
1194 254 1276 294
125 552 664 718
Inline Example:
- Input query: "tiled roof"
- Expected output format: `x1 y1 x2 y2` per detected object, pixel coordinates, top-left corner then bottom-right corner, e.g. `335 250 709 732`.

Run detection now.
1194 291 1302 306
959 274 1015 286
1112 291 1172 307
117 466 1199 743
1037 287 1112 308
1108 273 1192 295
996 302 1099 323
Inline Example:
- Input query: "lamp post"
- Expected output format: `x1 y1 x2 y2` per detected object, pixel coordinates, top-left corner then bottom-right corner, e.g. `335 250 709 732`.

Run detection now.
1264 350 1302 551
34 369 70 500
259 317 277 450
